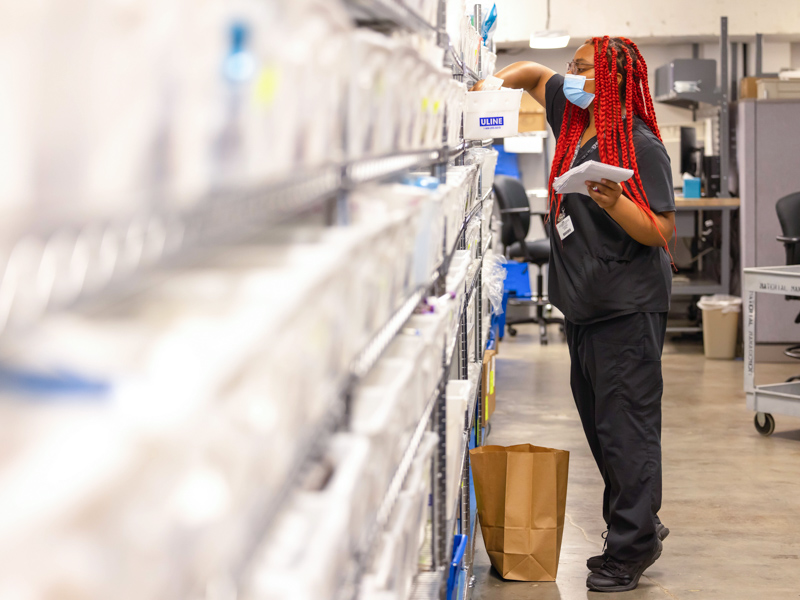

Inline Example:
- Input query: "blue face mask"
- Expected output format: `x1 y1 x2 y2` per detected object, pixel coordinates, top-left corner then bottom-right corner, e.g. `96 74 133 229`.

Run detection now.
563 74 595 109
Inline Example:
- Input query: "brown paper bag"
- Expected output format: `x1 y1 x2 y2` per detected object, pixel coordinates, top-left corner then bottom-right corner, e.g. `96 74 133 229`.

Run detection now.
469 444 569 581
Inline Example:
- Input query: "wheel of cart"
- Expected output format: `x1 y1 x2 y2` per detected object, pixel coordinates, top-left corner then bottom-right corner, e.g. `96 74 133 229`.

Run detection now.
754 412 776 436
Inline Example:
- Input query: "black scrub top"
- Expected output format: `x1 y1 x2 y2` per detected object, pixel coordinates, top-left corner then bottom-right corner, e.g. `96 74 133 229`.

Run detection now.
544 74 676 325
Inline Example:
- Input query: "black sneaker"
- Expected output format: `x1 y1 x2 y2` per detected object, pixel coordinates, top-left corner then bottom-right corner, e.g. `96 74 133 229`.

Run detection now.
586 538 663 593
656 520 670 541
586 529 609 573
586 521 669 574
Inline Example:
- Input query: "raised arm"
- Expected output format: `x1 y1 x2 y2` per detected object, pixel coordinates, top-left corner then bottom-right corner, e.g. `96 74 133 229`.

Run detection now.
471 61 557 107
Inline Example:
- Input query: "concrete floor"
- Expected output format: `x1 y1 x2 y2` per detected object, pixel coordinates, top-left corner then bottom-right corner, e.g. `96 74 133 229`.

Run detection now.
472 326 800 600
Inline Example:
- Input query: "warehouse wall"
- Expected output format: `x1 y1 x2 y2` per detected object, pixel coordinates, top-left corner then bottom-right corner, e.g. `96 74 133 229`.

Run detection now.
491 0 800 44
496 39 800 193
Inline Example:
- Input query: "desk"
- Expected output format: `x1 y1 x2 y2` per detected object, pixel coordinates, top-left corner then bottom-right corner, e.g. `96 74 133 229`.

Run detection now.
672 196 740 297
675 197 741 209
743 265 800 436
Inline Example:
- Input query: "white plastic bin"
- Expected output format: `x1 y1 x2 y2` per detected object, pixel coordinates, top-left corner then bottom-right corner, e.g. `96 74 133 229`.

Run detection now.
406 308 448 388
464 88 523 139
351 358 415 517
445 380 470 521
321 435 372 552
384 333 429 416
697 295 742 359
360 492 416 599
404 432 438 553
249 439 360 600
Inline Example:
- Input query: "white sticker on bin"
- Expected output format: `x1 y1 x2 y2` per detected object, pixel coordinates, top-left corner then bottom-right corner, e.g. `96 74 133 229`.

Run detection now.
479 116 505 129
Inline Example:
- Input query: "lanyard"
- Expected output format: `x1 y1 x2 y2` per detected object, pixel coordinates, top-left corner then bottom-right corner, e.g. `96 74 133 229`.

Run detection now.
570 135 598 169
557 133 599 222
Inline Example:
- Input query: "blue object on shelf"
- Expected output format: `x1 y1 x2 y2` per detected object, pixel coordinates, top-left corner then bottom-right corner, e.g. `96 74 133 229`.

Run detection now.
401 174 441 189
504 262 531 298
223 22 256 83
447 534 469 600
493 290 510 341
493 144 521 179
486 323 497 350
0 365 110 398
481 4 497 43
683 177 702 198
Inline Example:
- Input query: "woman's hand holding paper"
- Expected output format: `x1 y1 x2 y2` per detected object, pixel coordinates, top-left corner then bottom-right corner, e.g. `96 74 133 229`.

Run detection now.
585 178 623 209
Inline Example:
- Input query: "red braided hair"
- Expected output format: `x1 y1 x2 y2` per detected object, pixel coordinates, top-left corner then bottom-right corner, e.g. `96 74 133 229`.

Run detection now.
548 36 669 248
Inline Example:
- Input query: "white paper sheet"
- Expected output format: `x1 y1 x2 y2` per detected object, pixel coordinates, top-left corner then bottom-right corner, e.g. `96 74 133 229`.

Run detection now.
552 160 634 195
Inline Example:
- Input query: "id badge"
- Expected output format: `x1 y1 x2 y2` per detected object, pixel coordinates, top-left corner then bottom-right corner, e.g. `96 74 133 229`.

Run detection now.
556 211 574 240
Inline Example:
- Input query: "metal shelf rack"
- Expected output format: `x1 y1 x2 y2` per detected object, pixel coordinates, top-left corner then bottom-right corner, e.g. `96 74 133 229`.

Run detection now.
0 1 496 599
653 16 732 199
231 398 346 584
448 45 480 87
350 286 430 381
240 0 493 590
243 229 448 589
345 0 440 34
412 191 492 600
0 147 448 339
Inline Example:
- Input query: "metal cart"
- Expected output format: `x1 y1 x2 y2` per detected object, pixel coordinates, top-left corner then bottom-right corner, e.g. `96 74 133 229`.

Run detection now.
743 265 800 435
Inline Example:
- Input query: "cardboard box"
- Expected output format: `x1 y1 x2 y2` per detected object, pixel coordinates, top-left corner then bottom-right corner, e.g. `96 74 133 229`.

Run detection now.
518 112 547 133
757 78 800 100
740 76 780 99
482 349 498 422
740 76 759 99
520 91 544 114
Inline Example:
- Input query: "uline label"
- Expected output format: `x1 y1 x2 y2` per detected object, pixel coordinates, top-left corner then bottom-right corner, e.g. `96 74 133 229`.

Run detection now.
479 116 504 127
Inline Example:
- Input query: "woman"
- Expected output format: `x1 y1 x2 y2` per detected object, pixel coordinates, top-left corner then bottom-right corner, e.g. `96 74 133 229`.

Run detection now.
476 37 675 592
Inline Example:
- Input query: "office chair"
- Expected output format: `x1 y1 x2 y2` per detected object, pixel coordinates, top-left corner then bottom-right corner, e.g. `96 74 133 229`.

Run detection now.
493 175 564 344
776 192 800 380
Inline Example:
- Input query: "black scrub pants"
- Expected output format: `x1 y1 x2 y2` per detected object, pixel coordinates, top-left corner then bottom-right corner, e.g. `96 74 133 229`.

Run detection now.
565 312 666 563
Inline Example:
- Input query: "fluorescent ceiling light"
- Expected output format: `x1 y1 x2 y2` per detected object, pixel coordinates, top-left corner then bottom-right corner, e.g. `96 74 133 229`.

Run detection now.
530 30 570 49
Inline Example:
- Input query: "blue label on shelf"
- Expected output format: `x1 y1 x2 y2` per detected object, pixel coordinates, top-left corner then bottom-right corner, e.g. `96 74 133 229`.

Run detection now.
479 116 504 128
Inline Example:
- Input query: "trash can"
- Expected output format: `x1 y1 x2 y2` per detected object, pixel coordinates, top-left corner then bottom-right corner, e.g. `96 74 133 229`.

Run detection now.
697 295 742 359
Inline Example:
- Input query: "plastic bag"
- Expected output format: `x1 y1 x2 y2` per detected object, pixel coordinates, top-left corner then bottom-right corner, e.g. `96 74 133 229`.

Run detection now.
696 294 742 314
482 250 507 315
482 4 498 45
